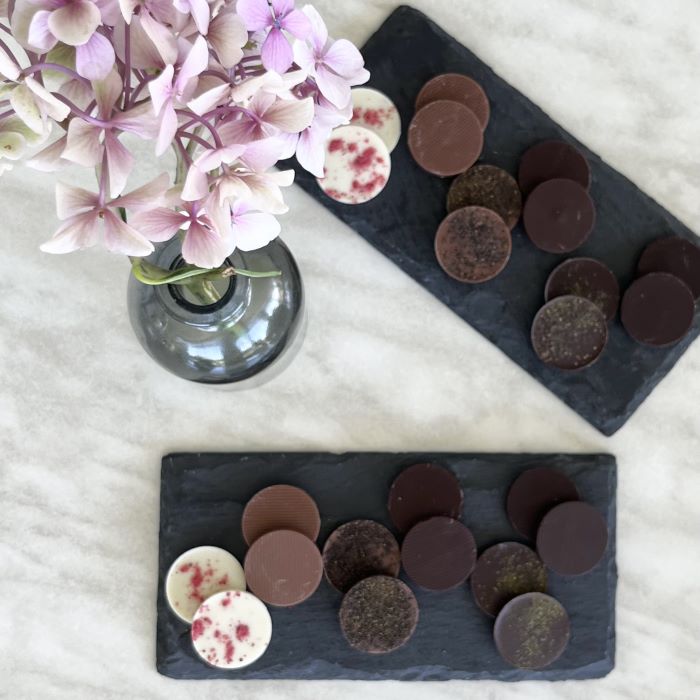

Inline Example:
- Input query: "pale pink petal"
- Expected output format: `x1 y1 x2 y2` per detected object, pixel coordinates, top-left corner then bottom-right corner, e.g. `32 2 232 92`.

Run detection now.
243 172 289 214
182 221 231 268
204 193 232 239
301 4 327 53
118 0 139 22
207 11 247 68
58 78 93 111
140 9 179 66
216 116 260 145
55 182 99 219
348 66 370 87
104 132 134 197
62 119 103 166
322 38 364 77
195 144 246 171
95 0 121 25
240 137 285 172
176 35 208 88
75 33 115 81
128 207 186 242
48 0 101 46
27 135 70 172
315 64 351 109
114 172 170 210
271 0 293 14
236 0 272 32
279 8 310 39
24 77 71 122
102 209 154 256
231 210 280 251
275 131 298 160
111 102 160 139
28 11 58 53
267 168 295 186
93 70 123 118
261 27 293 73
262 96 314 133
295 123 328 177
0 45 20 80
292 39 315 74
183 0 210 34
215 172 251 204
113 14 164 69
148 64 174 115
40 211 100 253
9 84 44 134
155 103 178 156
181 165 209 201
187 83 230 116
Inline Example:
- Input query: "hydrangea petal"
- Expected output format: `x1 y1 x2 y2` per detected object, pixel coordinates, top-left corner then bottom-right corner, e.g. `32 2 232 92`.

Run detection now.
76 33 115 81
322 39 364 77
55 182 99 219
279 8 310 39
114 172 170 210
231 209 280 251
148 64 174 115
40 211 100 254
9 84 44 135
47 0 101 47
0 45 20 80
236 0 272 32
102 209 155 256
104 132 134 197
301 4 327 53
28 10 58 53
314 63 351 109
182 220 231 268
263 96 314 133
139 9 179 66
25 77 71 122
155 103 178 156
295 122 328 177
207 11 247 68
27 135 71 172
261 27 293 73
62 118 102 166
0 131 27 161
93 70 123 119
128 207 186 242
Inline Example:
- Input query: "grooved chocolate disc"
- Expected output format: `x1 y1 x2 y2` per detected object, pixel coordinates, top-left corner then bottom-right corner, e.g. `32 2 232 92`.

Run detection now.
401 517 477 591
523 179 596 253
494 592 570 669
536 502 608 576
387 463 463 533
408 100 483 177
415 73 490 129
339 575 419 654
518 140 591 196
637 236 700 300
322 520 401 593
620 272 695 347
446 165 522 228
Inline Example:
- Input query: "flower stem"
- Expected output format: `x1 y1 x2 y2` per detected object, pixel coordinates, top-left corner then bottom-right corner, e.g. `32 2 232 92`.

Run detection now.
23 63 90 86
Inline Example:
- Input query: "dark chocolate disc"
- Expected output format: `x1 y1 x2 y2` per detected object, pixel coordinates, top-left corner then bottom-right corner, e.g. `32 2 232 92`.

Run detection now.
545 257 620 321
322 520 401 593
446 165 522 229
536 501 608 576
470 542 547 617
493 592 570 669
518 140 591 196
637 236 700 300
523 179 596 254
387 462 463 533
531 296 608 370
339 575 419 654
401 517 477 591
415 73 490 129
620 272 695 347
507 467 580 541
435 206 512 283
408 100 483 177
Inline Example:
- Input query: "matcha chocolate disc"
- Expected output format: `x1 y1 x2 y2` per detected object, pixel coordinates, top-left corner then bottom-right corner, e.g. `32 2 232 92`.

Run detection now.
415 73 490 130
507 467 580 541
322 520 401 593
401 517 477 591
620 272 695 347
518 140 591 196
446 165 522 229
637 236 700 299
387 462 463 533
435 206 512 283
531 296 608 370
545 257 620 321
470 542 547 617
536 501 608 576
408 100 483 177
339 575 419 654
494 592 570 669
523 179 596 253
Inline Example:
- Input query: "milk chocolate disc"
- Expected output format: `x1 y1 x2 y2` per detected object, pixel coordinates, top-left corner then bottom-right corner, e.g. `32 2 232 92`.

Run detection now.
637 236 700 300
531 296 608 370
545 257 620 321
536 501 608 576
401 517 477 591
470 542 547 617
415 73 490 129
408 100 483 177
435 206 512 283
339 575 419 654
446 165 522 229
523 179 596 253
620 272 695 347
494 592 570 669
322 520 401 593
387 462 463 533
518 140 591 196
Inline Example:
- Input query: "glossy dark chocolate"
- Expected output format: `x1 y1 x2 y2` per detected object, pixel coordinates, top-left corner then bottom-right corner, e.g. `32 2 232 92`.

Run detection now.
518 140 591 196
415 73 490 129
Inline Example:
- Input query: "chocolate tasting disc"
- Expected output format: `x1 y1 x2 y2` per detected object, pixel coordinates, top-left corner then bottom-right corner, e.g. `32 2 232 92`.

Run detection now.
637 236 700 300
415 73 490 130
518 140 591 196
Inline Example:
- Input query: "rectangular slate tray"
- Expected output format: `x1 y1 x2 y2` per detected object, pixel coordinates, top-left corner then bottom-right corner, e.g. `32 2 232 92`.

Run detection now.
157 452 617 681
287 5 700 436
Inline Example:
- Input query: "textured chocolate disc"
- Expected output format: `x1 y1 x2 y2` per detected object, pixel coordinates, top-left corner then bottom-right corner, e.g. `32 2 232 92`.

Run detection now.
339 575 419 654
507 467 580 541
387 463 463 533
322 520 401 593
401 517 477 591
415 73 490 129
545 257 620 321
408 100 483 177
242 485 320 546
620 272 695 347
531 296 608 370
523 179 596 253
494 592 570 669
470 542 547 617
435 206 512 283
637 236 700 300
518 140 591 196
536 502 608 576
446 165 522 228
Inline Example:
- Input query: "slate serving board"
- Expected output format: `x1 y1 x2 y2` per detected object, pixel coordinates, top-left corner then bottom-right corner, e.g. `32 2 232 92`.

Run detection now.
157 452 617 681
286 5 700 436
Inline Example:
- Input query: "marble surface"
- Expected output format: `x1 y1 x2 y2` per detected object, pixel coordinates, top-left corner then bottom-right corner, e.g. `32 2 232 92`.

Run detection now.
1 1 699 698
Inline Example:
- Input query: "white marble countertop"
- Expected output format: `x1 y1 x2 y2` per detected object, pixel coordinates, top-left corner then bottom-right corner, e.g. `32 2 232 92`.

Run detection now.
2 1 700 698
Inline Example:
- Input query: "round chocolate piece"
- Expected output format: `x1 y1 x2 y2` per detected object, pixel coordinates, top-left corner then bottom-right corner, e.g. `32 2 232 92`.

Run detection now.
536 501 608 576
339 575 419 654
470 542 547 617
415 73 490 130
620 272 695 347
518 140 591 196
531 296 608 370
446 165 522 229
387 462 463 533
523 179 596 254
350 87 401 153
637 236 700 299
322 520 401 593
494 592 570 669
401 517 477 591
408 100 483 177
244 530 323 607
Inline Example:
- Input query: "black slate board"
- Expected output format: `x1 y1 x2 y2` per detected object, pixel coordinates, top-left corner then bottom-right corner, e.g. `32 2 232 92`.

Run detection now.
157 452 617 681
286 5 700 436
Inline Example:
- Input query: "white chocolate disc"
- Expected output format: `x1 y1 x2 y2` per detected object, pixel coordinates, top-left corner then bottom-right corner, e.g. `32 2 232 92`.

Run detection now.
350 87 401 152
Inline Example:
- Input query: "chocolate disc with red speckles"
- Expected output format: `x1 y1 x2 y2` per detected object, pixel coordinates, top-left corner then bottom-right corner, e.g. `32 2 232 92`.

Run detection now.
351 87 401 153
415 73 490 130
518 140 591 196
637 236 700 299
